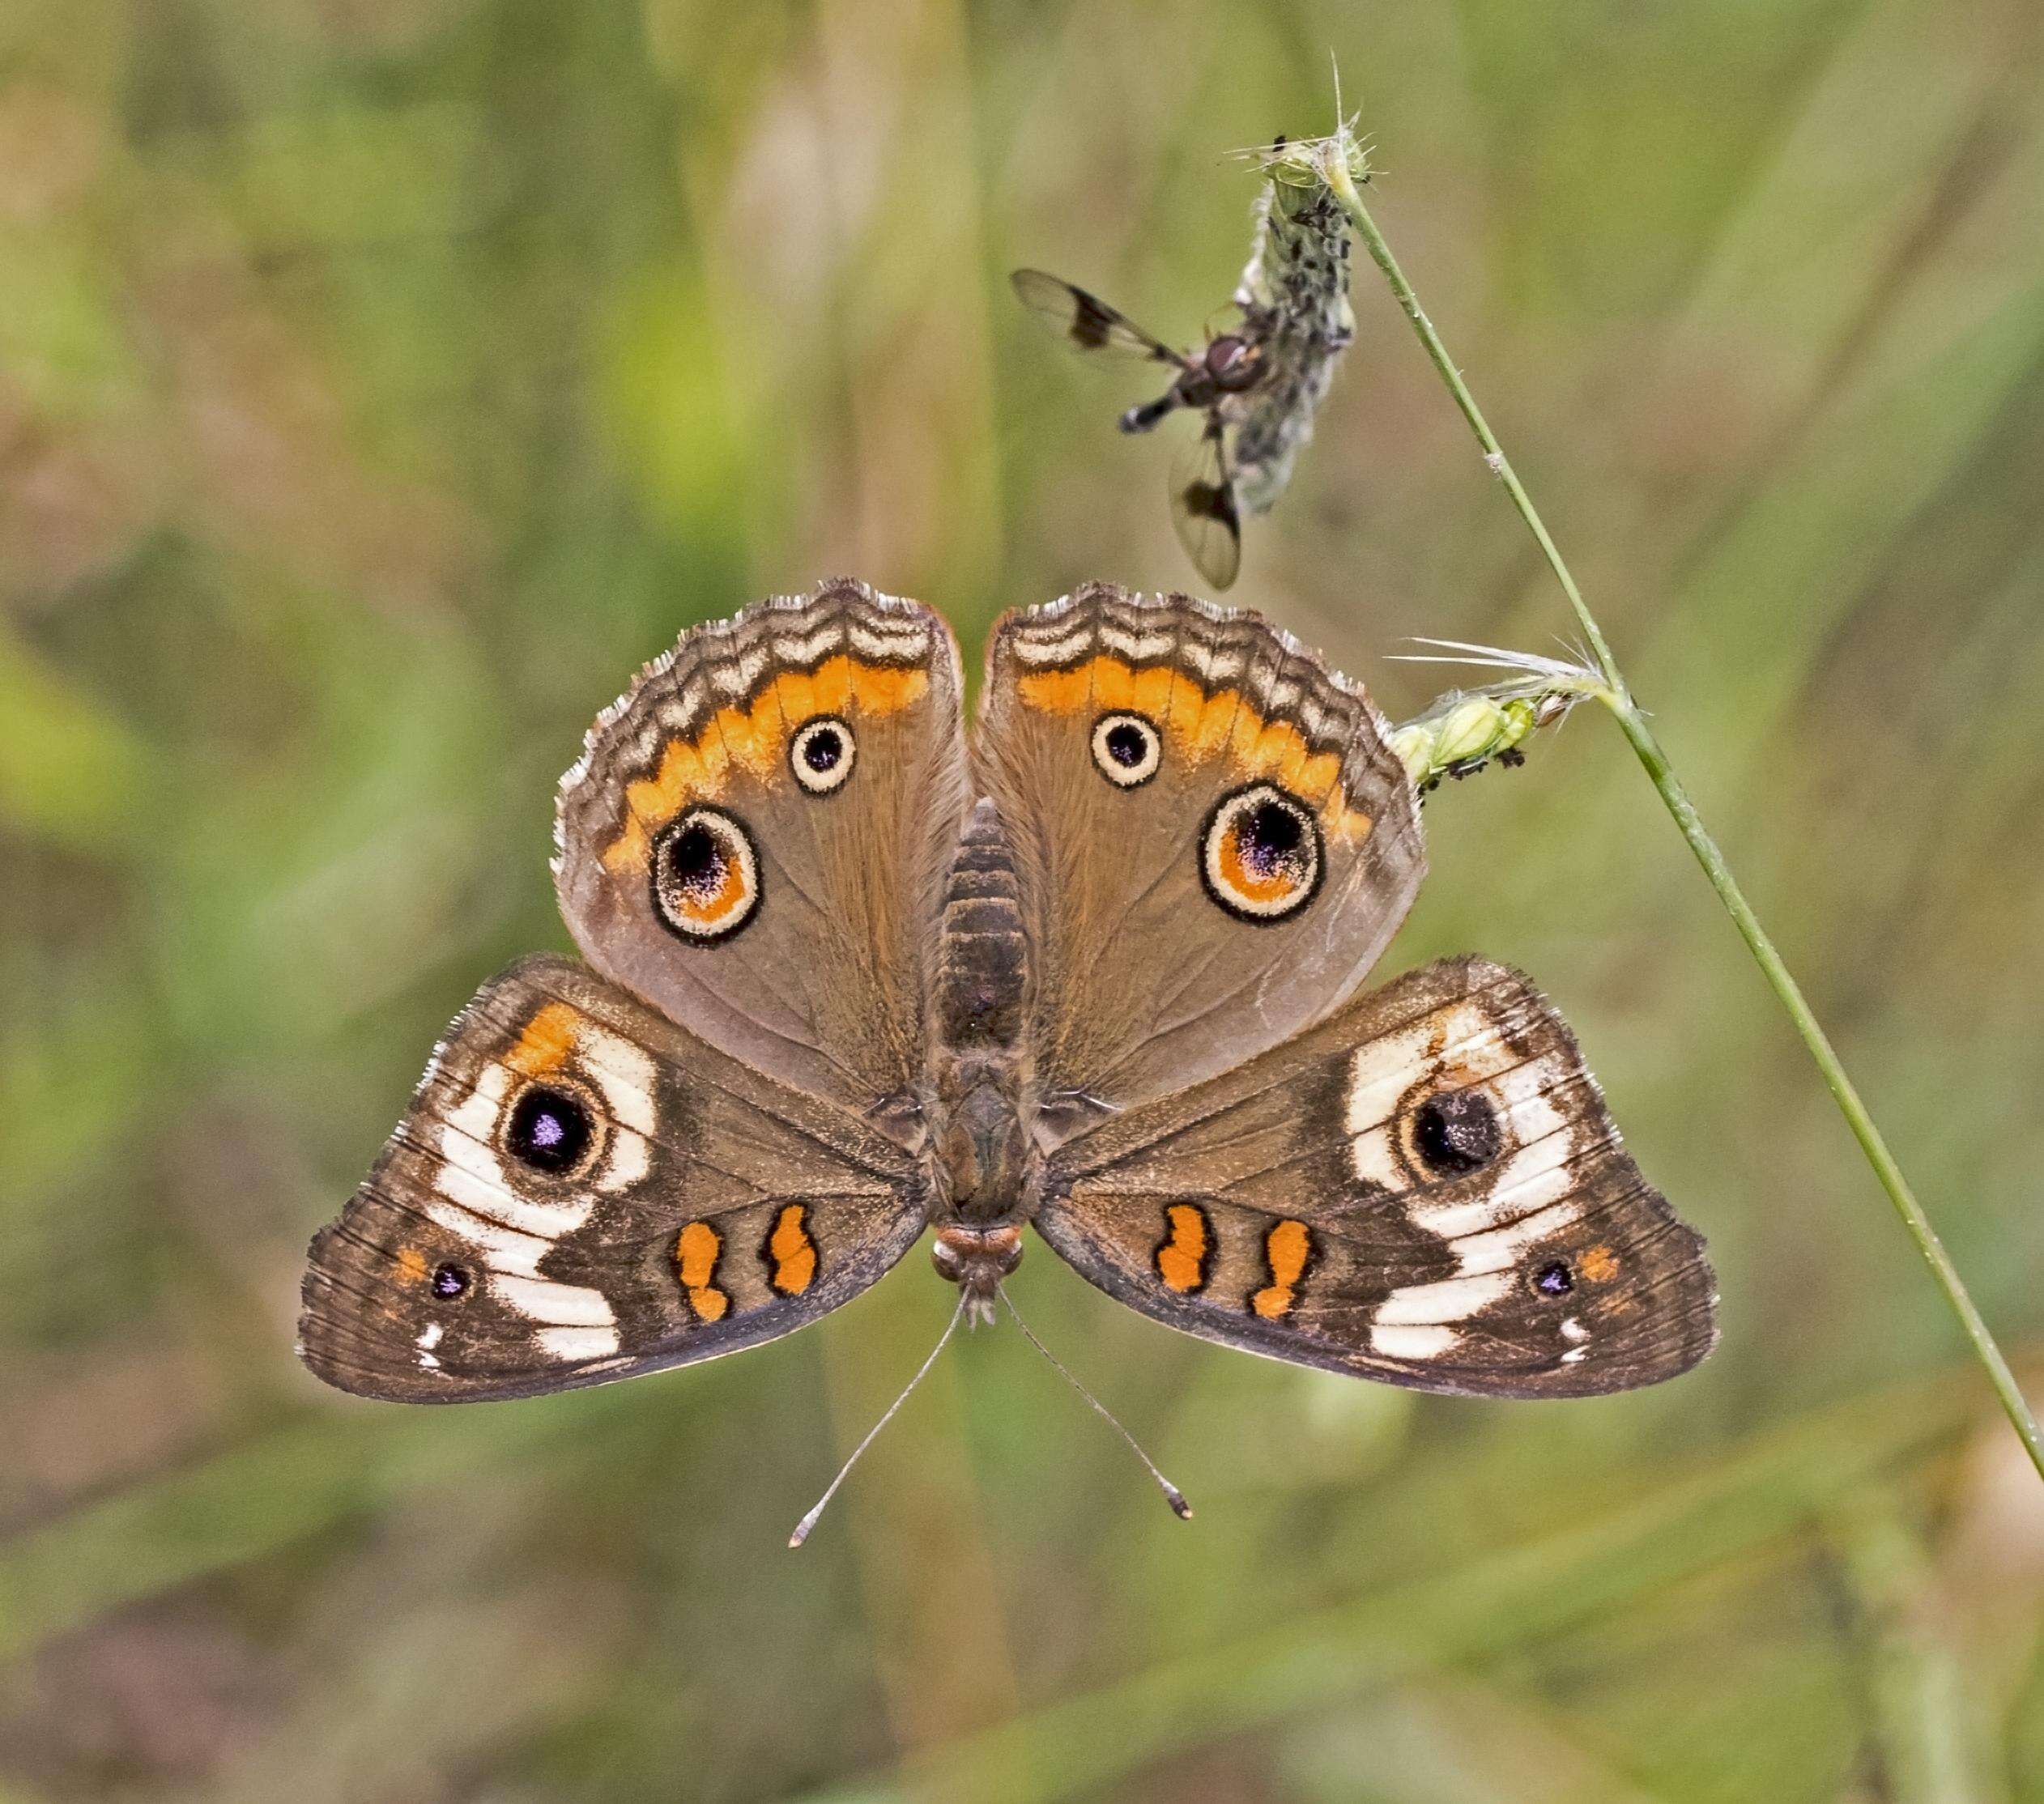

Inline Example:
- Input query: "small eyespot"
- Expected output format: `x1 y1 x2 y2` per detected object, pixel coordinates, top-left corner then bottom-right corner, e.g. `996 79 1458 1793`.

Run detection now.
650 806 760 942
789 716 856 794
504 1083 595 1176
1199 784 1322 921
1090 712 1161 788
431 1262 471 1300
1535 1261 1573 1297
1412 1089 1502 1175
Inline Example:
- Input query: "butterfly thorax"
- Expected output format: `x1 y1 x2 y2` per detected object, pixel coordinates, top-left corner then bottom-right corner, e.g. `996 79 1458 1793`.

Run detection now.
927 798 1037 1308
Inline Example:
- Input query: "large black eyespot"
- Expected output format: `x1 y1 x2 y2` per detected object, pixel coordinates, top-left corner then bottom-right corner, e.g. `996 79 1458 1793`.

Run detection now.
789 716 857 795
431 1262 471 1300
1412 1088 1502 1175
1090 712 1161 788
1199 783 1322 921
1534 1261 1573 1297
505 1084 595 1175
650 806 760 941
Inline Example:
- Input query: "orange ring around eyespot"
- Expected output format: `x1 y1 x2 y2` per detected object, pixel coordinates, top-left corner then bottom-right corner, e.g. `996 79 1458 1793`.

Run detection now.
1216 822 1300 905
1200 785 1320 922
650 806 760 942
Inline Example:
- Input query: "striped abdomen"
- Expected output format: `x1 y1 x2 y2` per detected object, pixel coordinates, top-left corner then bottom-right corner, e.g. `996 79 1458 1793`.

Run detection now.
931 798 1031 1219
934 798 1028 1056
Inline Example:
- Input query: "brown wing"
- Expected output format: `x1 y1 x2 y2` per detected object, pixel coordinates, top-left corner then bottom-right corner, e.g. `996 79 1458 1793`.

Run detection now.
1033 959 1717 1398
299 957 928 1402
1010 269 1190 367
552 579 971 1113
972 585 1425 1136
1169 417 1242 590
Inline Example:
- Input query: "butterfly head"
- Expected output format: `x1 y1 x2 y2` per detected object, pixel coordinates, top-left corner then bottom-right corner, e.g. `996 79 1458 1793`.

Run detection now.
930 1223 1024 1324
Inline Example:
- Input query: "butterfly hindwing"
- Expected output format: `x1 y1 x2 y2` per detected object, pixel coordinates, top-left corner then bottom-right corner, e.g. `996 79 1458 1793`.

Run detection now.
1033 957 1717 1397
298 955 929 1402
974 585 1425 1134
552 578 972 1113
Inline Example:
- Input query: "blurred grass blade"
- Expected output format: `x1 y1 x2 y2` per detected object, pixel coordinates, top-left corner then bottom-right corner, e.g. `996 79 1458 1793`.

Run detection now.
0 624 147 850
1312 137 2044 1488
1831 1492 2000 1804
0 1397 627 1664
798 1363 1996 1804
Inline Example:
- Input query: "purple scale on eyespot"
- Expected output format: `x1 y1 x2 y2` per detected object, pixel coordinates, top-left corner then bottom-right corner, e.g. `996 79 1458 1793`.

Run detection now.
1105 722 1147 766
505 1085 593 1175
431 1262 471 1300
1239 800 1304 875
1535 1261 1573 1297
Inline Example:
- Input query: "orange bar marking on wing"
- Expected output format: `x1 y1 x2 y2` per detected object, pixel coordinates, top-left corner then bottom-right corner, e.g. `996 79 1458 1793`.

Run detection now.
767 1203 818 1295
505 1002 579 1078
676 1221 730 1322
1251 1218 1314 1318
1155 1202 1211 1294
1578 1244 1619 1284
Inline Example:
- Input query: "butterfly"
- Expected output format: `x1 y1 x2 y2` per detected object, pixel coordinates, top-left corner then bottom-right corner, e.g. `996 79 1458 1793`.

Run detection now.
1010 270 1258 590
299 581 1717 1436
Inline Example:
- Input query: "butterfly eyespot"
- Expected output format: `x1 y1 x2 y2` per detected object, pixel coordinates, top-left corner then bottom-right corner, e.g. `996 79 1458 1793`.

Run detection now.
1090 712 1161 788
1411 1089 1502 1175
1199 783 1322 922
430 1262 471 1300
504 1083 596 1176
650 806 760 942
789 716 856 794
1534 1261 1573 1297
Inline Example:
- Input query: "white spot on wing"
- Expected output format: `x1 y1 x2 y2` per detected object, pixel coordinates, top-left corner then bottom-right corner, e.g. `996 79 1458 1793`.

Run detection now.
1181 643 1245 683
1371 1322 1459 1359
571 1023 656 1191
421 1196 552 1279
1098 627 1175 660
536 1325 622 1360
847 623 927 661
1373 1270 1514 1325
492 1274 616 1328
709 648 768 696
773 627 842 665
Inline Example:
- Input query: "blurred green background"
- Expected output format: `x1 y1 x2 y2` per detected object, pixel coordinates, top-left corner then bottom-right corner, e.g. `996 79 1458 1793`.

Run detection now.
4 0 2043 1798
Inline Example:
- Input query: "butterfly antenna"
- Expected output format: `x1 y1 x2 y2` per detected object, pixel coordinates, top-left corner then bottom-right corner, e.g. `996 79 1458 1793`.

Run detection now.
788 1292 968 1550
997 1285 1192 1521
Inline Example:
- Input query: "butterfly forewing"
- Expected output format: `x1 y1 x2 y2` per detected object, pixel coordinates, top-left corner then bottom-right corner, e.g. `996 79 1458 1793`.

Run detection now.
1010 269 1189 367
299 955 928 1402
1033 957 1717 1398
551 579 971 1113
973 587 1425 1132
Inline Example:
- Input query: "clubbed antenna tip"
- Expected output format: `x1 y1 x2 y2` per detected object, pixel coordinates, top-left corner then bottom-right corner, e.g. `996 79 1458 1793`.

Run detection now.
999 1287 1191 1524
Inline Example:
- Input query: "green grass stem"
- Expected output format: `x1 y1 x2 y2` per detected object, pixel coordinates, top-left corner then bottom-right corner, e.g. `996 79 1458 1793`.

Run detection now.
1315 145 2044 1485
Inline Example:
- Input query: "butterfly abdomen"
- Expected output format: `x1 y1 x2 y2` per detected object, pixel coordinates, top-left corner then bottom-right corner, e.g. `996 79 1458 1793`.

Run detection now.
933 798 1028 1053
931 799 1033 1223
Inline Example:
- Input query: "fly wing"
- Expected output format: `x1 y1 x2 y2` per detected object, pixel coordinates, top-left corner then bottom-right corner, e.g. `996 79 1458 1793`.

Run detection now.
1011 270 1190 368
1169 417 1242 590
